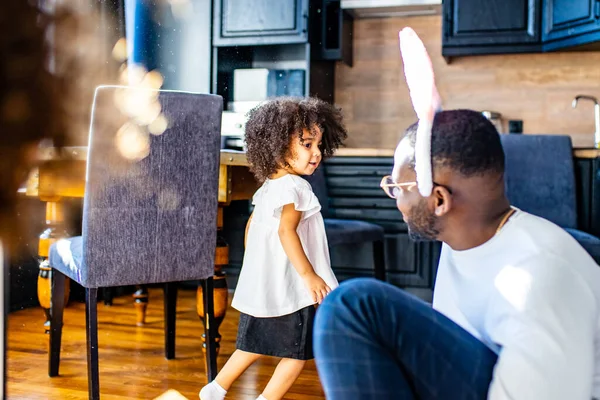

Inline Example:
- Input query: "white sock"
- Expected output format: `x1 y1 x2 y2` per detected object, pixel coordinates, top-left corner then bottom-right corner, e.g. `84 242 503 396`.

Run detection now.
256 396 268 400
199 381 227 400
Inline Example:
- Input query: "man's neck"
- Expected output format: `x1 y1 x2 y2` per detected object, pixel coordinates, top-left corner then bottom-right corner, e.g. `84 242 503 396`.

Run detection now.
441 199 513 251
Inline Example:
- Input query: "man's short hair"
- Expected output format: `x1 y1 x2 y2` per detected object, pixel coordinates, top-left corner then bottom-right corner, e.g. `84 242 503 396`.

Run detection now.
404 109 505 177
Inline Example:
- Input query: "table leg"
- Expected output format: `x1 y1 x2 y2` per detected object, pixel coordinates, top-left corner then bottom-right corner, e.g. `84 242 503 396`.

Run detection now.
133 285 149 326
197 207 229 371
37 201 70 333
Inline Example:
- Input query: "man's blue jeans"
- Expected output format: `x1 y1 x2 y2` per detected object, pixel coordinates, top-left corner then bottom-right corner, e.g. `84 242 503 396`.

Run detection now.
314 279 498 399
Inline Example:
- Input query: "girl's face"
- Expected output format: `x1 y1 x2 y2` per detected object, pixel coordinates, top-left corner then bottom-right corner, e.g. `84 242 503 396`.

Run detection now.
286 126 323 176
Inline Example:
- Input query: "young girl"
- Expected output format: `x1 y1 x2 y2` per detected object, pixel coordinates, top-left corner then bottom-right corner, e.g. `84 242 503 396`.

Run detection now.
200 97 348 400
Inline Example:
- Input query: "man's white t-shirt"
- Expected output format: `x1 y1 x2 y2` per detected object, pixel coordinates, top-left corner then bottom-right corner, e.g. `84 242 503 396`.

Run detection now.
231 174 339 318
433 208 600 400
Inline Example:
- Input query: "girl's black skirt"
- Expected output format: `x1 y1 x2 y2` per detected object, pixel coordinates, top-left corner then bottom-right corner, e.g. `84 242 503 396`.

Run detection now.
236 305 316 360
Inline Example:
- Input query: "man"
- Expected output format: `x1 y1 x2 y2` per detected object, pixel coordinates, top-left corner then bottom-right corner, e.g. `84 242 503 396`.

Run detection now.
313 109 600 399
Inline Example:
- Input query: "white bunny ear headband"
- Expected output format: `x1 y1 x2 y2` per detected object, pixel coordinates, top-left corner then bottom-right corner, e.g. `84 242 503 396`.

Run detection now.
395 27 442 197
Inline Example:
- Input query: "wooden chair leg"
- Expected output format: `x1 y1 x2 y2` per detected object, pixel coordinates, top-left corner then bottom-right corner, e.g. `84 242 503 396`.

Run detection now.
201 277 217 381
133 285 148 326
86 288 100 400
49 269 66 377
103 288 113 306
164 282 177 360
373 240 386 281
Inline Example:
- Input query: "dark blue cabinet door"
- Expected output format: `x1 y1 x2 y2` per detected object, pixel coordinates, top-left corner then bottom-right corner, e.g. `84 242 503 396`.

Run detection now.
543 0 600 49
213 0 308 46
443 0 541 47
575 156 600 239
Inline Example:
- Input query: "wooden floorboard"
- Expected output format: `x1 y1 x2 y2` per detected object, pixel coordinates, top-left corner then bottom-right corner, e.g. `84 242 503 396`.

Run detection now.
6 288 326 399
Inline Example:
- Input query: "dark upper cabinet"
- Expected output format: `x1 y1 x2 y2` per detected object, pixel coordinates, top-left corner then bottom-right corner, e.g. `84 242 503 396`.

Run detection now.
309 0 353 65
213 0 309 46
542 0 600 50
443 0 600 57
443 0 542 56
575 155 600 239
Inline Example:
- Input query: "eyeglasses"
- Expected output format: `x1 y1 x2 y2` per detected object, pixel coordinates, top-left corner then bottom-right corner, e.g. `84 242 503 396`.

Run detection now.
380 175 416 199
380 175 452 199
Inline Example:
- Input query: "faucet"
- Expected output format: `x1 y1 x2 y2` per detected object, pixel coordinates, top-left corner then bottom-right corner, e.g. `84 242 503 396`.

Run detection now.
572 95 600 149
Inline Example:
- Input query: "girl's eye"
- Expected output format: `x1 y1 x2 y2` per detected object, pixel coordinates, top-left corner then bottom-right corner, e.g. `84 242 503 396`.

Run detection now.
304 143 311 148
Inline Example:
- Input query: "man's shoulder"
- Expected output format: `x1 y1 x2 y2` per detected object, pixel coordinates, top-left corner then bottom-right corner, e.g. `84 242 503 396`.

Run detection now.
504 211 600 290
505 210 584 254
442 209 598 276
510 209 566 233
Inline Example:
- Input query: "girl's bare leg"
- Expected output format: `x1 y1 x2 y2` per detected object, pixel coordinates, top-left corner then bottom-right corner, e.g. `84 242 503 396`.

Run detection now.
260 358 306 400
215 349 262 390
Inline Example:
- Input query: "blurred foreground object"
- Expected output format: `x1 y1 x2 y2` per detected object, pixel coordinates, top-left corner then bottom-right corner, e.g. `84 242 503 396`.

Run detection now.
154 389 189 400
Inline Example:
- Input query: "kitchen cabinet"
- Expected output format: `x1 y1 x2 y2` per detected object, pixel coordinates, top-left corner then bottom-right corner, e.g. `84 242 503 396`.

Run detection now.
443 0 600 57
443 0 541 53
211 0 351 108
309 0 353 65
575 153 600 238
442 0 541 57
213 0 309 46
542 0 600 50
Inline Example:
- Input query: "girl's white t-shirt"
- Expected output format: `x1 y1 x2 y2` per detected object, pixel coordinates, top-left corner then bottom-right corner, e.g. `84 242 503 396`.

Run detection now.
231 174 339 318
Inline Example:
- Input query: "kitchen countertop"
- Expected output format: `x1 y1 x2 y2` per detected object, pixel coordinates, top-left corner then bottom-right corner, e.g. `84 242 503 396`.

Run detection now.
335 148 395 157
573 148 600 159
335 147 600 159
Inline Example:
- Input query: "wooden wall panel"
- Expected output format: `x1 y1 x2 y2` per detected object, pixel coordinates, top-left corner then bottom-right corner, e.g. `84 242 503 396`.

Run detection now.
334 15 600 149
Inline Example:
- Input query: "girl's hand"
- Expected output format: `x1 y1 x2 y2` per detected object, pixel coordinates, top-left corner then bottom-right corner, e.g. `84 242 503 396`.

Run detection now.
278 204 331 303
302 273 331 304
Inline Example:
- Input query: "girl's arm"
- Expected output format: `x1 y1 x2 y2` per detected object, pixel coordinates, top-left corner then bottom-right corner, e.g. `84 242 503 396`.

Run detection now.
278 204 330 303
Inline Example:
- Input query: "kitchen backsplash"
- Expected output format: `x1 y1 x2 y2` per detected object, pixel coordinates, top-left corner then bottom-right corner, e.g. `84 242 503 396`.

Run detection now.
334 15 600 149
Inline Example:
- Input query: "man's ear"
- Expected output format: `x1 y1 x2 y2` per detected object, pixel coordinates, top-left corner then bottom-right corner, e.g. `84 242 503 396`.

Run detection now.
432 185 452 217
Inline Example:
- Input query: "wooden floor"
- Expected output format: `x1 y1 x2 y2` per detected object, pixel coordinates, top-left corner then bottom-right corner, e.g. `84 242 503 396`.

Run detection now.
7 288 326 399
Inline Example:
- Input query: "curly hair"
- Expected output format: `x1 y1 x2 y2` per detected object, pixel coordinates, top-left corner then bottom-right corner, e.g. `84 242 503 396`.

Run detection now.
404 109 505 177
244 97 348 182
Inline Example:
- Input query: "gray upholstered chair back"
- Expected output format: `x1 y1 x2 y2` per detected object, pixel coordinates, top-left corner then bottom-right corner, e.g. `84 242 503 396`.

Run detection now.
81 86 222 287
501 134 577 229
